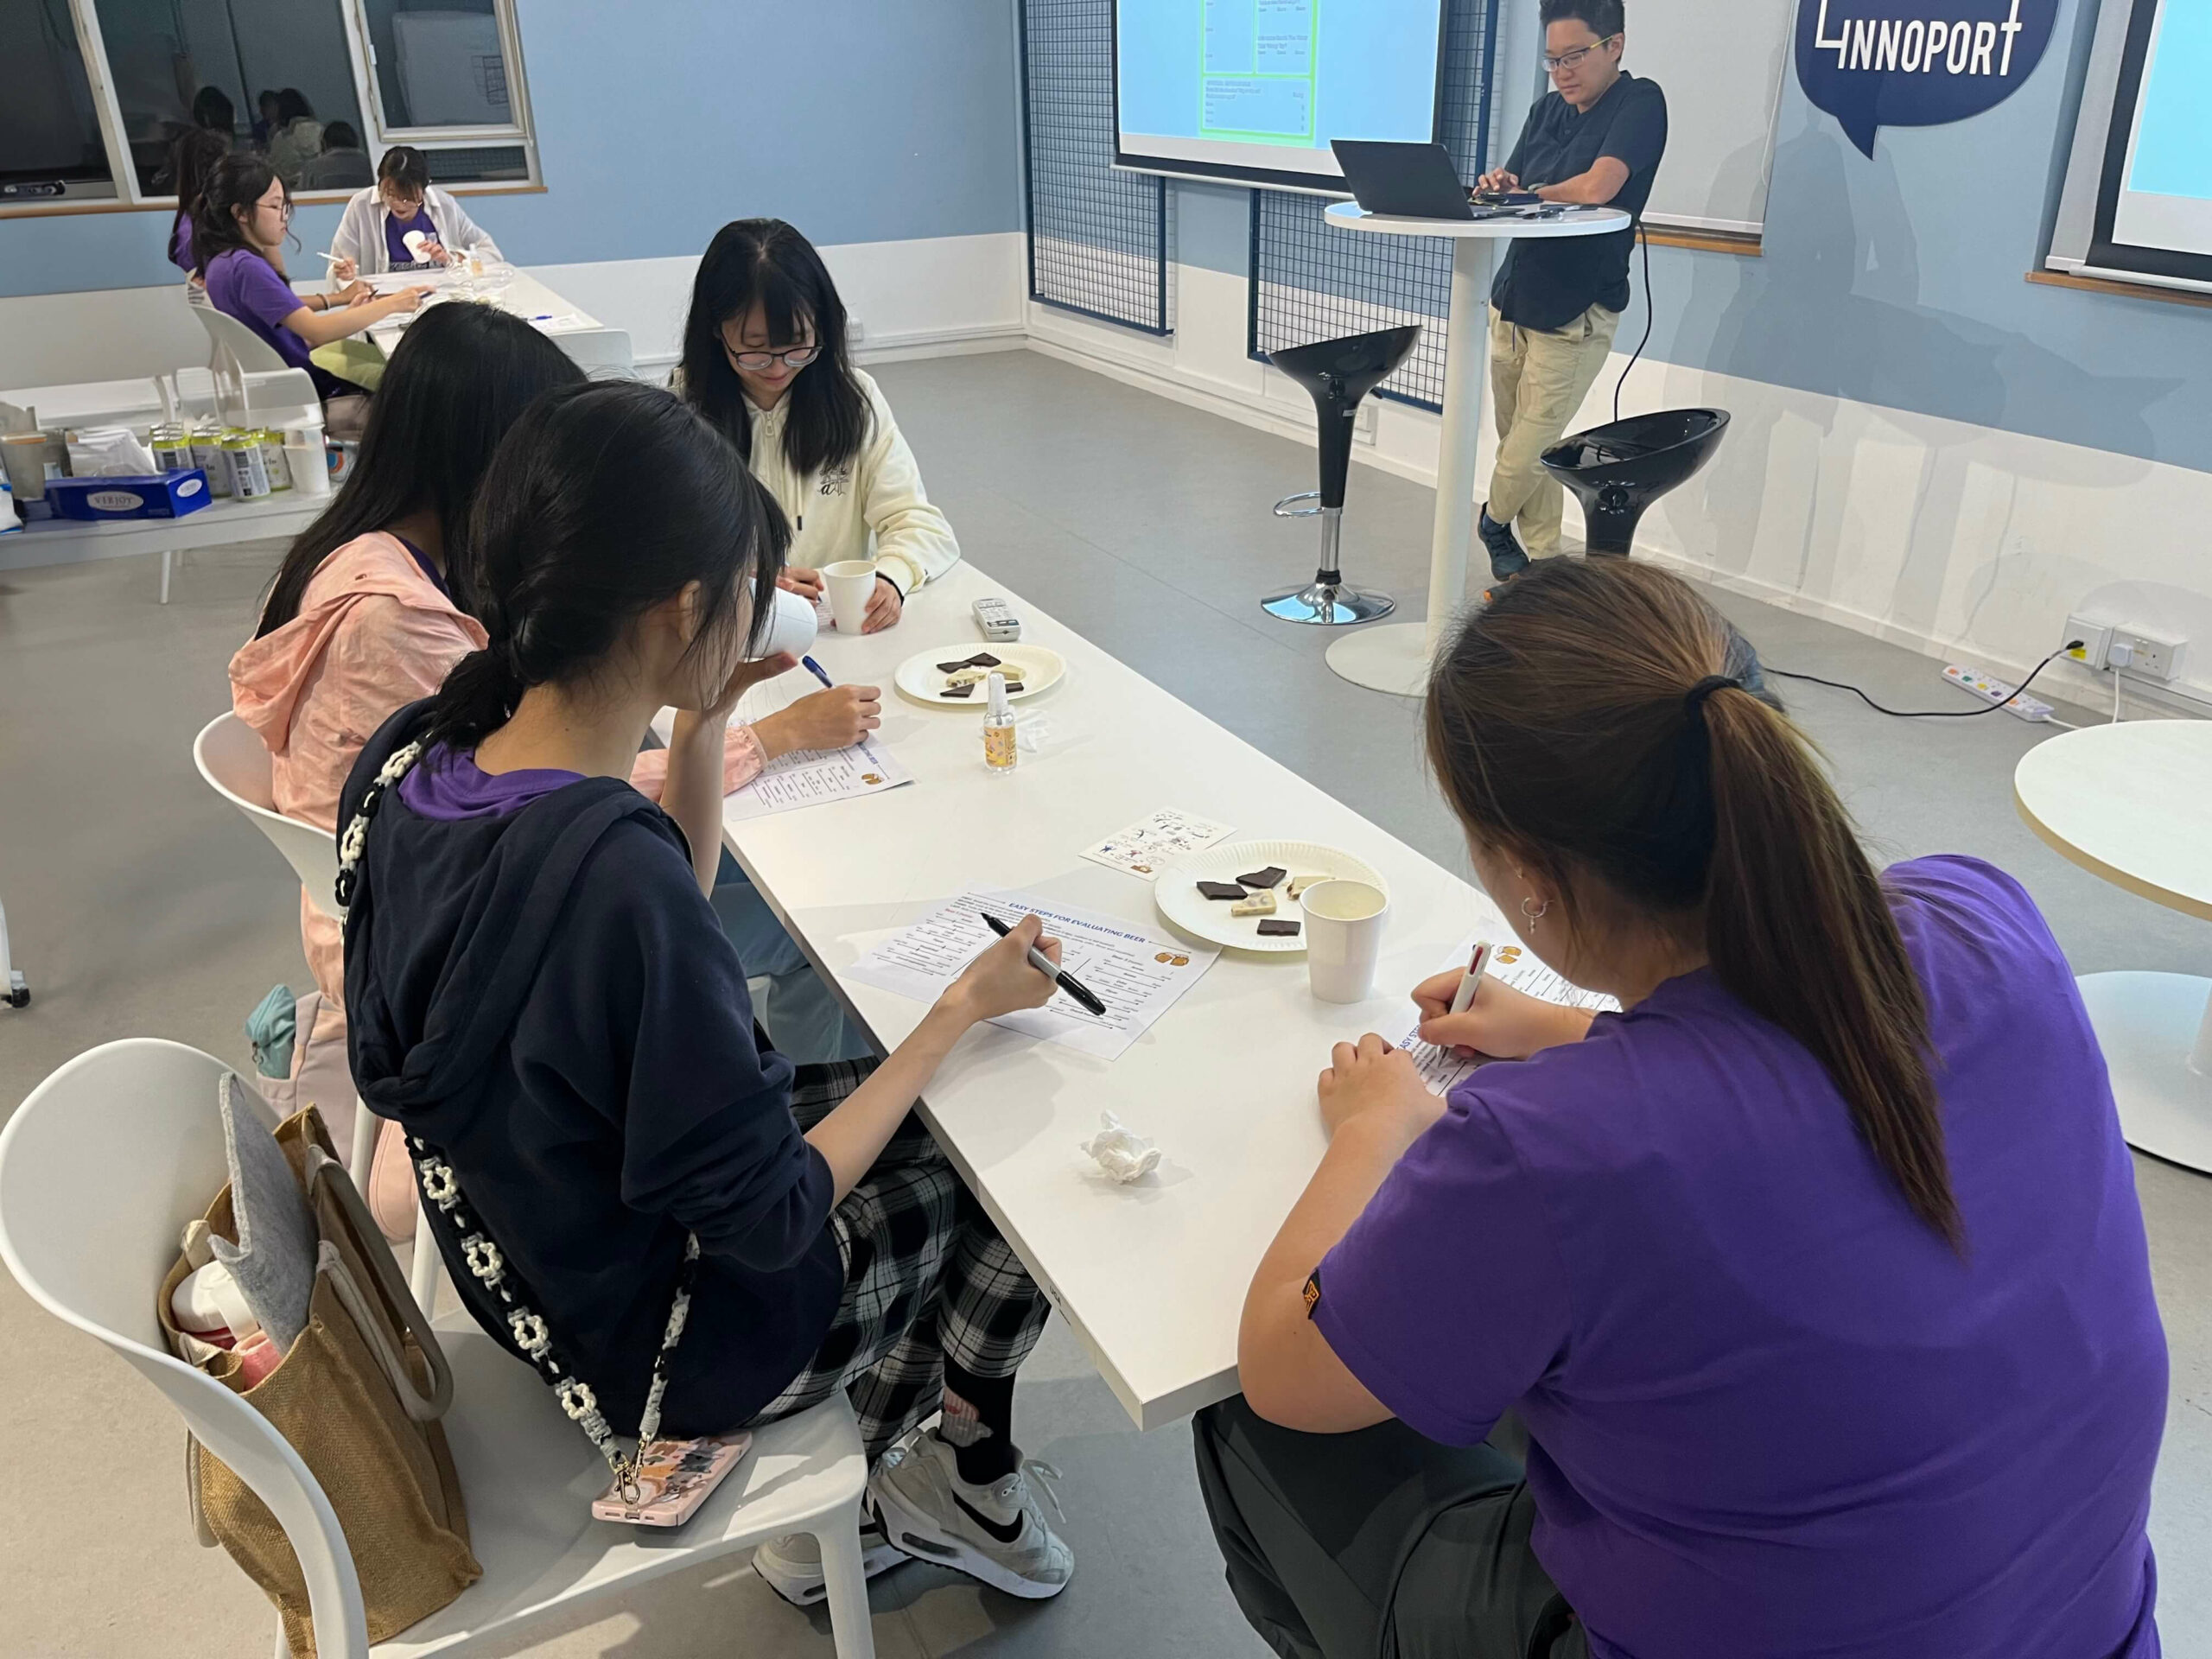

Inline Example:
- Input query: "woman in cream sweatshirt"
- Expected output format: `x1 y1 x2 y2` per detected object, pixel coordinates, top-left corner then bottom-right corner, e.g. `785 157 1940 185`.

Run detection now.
677 219 959 631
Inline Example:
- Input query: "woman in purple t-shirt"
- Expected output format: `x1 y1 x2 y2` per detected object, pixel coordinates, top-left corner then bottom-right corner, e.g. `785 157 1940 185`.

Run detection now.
1205 558 2166 1659
194 152 429 410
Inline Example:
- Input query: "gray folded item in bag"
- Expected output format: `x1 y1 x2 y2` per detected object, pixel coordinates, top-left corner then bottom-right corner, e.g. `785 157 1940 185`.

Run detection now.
208 1073 317 1351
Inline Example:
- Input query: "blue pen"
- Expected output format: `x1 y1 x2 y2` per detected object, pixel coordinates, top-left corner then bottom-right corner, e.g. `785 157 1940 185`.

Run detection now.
801 655 835 690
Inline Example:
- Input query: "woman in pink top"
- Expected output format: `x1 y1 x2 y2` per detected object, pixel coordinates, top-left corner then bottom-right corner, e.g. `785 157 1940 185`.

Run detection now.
231 306 879 1140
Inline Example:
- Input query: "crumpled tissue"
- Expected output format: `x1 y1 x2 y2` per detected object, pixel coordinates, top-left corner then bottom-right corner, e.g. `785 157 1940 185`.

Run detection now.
1079 1112 1160 1184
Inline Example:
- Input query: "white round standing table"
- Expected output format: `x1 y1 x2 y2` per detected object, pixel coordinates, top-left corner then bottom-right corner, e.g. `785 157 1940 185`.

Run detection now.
2014 720 2212 1173
1317 200 1630 696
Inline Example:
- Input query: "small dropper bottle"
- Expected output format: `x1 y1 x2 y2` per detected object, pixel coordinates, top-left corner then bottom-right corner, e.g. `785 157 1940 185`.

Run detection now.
982 671 1017 774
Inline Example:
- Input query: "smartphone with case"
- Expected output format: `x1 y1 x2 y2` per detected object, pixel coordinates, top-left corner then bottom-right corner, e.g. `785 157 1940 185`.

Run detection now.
591 1433 752 1528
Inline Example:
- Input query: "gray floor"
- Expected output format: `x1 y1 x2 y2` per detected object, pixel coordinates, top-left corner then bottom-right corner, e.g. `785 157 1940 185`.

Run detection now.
0 347 2205 1656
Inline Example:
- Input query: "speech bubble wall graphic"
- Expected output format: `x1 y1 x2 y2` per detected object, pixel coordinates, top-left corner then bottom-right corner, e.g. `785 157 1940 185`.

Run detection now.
1796 0 2060 157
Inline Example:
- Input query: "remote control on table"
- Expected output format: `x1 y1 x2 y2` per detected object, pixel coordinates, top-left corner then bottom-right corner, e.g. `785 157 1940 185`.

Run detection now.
974 596 1022 642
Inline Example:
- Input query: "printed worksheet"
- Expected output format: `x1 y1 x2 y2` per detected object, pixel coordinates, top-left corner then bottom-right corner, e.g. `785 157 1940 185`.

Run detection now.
1080 808 1236 880
724 734 913 822
1396 938 1621 1096
846 888 1220 1060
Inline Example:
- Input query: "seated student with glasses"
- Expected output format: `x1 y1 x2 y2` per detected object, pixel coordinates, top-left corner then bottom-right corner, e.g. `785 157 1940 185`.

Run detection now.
1201 562 2164 1659
329 144 505 281
1472 0 1667 585
677 219 960 634
195 152 430 434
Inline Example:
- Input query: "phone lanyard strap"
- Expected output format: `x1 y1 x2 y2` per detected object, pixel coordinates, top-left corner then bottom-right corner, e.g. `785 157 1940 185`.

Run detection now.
336 735 697 1502
412 1137 699 1501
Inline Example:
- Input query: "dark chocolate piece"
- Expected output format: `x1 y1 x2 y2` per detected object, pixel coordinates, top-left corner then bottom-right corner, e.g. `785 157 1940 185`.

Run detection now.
940 682 976 698
937 660 975 675
1197 880 1249 901
935 652 1007 673
1236 866 1287 890
1001 681 1025 694
1256 918 1301 937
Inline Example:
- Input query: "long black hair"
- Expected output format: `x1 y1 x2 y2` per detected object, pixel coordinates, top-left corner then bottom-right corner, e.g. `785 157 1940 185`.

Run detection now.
423 381 791 755
193 150 287 276
253 305 583 637
166 127 229 256
677 219 868 478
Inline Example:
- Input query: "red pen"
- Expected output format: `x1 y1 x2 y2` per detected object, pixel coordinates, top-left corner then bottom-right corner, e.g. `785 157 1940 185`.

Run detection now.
1446 939 1493 1017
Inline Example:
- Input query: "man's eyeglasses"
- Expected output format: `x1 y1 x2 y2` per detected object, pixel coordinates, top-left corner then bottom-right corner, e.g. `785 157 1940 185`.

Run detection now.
1544 35 1618 71
722 342 822 372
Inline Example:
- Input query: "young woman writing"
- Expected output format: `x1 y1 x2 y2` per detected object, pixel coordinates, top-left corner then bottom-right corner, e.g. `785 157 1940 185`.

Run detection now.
195 151 429 413
1206 560 2165 1659
231 305 871 1155
678 219 957 632
329 145 503 281
337 381 1077 1605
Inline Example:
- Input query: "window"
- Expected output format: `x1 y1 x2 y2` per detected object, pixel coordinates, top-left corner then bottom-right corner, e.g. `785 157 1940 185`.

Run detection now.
0 1 116 202
0 0 536 211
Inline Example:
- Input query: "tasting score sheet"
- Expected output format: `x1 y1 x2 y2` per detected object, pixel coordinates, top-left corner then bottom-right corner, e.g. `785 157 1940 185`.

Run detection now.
1398 937 1621 1095
846 888 1220 1060
724 732 912 821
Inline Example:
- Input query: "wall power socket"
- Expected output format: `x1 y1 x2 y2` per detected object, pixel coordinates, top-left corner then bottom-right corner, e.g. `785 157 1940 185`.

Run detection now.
2063 613 2188 682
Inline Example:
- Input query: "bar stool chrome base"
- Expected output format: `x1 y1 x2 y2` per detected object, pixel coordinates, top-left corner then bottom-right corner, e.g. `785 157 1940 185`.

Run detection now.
1262 579 1395 626
1261 502 1393 625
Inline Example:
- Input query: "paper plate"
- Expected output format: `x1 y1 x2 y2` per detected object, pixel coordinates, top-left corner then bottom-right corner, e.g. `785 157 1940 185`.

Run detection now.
1155 839 1387 954
894 643 1066 707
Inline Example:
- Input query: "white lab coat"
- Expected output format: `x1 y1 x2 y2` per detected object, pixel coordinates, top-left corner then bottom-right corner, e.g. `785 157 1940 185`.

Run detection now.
329 186 502 275
743 370 960 597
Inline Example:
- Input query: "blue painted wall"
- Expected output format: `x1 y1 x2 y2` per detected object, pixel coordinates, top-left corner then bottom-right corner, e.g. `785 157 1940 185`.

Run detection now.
0 0 1021 299
1176 0 2212 474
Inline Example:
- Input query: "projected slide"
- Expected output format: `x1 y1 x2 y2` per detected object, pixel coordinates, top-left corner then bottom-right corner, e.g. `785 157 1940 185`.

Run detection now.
2113 0 2212 257
1117 0 1446 187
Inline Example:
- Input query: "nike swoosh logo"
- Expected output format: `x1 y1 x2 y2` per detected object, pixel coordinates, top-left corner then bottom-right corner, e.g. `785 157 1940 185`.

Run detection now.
952 1492 1027 1546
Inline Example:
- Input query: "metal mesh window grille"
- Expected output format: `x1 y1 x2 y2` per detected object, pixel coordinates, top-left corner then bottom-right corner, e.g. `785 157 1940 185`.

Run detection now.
1021 0 1172 336
1249 0 1503 411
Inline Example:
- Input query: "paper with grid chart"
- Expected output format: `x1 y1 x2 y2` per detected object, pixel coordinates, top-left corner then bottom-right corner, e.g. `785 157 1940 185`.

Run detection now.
845 887 1218 1060
1397 938 1620 1095
1079 807 1236 880
723 733 912 821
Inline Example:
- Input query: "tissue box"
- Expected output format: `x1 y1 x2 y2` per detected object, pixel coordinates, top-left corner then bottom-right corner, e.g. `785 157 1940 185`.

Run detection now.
47 471 213 521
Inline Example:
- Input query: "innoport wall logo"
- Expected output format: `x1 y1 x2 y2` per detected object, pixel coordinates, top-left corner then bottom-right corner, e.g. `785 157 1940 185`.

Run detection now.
1796 0 2059 156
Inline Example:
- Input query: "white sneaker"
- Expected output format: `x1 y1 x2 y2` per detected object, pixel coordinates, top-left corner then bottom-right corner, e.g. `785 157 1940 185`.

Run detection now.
753 1514 908 1607
866 1425 1074 1600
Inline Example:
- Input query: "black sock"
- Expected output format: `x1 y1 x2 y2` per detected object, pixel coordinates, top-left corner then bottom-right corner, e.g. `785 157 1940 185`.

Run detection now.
940 1358 1020 1485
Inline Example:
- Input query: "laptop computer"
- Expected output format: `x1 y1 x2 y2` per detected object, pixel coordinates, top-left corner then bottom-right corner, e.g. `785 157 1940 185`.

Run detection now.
1330 139 1541 219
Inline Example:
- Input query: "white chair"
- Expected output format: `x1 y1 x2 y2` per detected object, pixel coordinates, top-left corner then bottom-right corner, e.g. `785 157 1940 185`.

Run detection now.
192 713 442 1305
196 301 293 378
0 1039 879 1659
559 327 635 378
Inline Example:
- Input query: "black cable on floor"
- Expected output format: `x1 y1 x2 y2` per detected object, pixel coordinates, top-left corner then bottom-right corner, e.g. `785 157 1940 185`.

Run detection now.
1765 642 2082 719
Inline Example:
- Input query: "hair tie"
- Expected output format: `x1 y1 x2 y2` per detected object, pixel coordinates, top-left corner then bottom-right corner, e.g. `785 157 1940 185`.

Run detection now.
1683 675 1739 718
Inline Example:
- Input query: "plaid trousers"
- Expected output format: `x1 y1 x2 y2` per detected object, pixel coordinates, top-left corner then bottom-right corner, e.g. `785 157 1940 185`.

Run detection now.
747 1059 1052 1460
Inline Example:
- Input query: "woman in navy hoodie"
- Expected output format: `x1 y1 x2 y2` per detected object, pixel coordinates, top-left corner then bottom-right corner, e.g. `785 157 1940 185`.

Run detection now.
338 380 1077 1605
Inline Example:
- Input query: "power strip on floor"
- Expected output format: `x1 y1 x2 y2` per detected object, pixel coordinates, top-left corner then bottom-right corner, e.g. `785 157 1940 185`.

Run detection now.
1943 664 2054 722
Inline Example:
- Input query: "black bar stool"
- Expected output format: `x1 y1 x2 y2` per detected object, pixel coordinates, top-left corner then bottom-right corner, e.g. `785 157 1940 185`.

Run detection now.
1538 409 1731 557
1262 324 1421 625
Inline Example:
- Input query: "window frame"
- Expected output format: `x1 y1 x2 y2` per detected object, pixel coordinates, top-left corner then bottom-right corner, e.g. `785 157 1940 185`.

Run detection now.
0 0 540 217
347 0 537 149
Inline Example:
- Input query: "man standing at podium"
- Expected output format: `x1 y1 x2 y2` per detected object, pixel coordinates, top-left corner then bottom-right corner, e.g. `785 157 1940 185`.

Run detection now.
1474 0 1667 582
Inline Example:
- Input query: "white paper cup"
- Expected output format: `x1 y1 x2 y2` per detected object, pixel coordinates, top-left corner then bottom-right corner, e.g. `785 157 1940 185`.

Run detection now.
823 559 879 632
753 583 819 661
1300 880 1389 1003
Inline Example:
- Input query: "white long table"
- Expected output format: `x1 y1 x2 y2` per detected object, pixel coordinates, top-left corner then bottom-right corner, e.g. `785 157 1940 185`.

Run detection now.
365 270 628 372
713 563 1507 1429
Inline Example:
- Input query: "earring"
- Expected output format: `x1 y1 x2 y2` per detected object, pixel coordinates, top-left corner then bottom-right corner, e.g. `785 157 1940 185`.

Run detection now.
1521 895 1551 925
